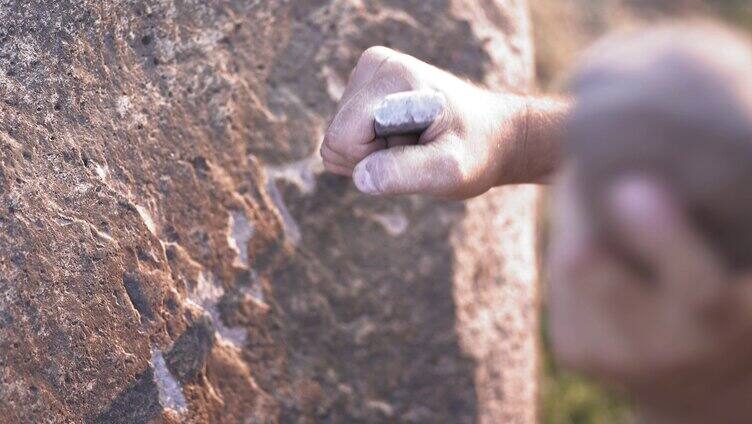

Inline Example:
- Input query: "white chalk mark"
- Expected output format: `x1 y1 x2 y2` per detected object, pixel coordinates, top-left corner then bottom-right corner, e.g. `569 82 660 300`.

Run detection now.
240 276 265 305
192 272 224 306
265 180 302 246
262 150 327 247
190 272 247 348
366 399 395 417
115 95 147 128
73 183 93 194
54 212 117 246
116 96 132 118
227 210 255 269
94 164 109 180
265 153 324 195
374 90 446 137
150 346 188 414
369 211 409 236
135 205 157 236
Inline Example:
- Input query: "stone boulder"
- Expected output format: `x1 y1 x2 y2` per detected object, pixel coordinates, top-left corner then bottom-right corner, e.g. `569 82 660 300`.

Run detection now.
0 1 539 422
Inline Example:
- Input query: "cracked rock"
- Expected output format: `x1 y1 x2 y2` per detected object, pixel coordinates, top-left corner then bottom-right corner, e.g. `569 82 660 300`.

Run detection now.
0 1 539 422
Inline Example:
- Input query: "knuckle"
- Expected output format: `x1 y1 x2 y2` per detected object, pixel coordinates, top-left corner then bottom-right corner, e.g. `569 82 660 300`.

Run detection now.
435 149 472 198
378 56 419 89
441 145 469 181
379 54 408 75
351 143 372 159
351 141 385 166
342 145 362 163
360 46 395 65
323 160 338 174
323 128 339 148
358 47 417 89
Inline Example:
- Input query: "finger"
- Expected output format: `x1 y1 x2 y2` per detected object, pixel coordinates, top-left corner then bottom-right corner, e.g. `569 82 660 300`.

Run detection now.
608 176 726 301
352 135 465 196
339 46 399 108
323 161 353 177
386 135 418 148
324 77 410 163
320 143 352 168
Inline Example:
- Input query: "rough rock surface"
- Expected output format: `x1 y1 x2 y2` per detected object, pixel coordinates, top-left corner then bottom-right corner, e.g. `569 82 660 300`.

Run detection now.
0 1 539 423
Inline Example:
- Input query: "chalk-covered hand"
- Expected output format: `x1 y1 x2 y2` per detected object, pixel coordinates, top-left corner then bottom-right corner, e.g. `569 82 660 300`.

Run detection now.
321 46 562 198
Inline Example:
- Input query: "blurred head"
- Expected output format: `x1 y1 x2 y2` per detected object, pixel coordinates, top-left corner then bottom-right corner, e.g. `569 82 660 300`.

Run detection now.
548 23 752 419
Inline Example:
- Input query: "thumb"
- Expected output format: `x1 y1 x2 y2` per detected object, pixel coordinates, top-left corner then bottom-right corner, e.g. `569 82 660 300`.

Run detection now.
352 136 465 196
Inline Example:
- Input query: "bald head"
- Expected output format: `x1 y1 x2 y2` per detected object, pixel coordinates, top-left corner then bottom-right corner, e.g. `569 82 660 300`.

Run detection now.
565 23 752 270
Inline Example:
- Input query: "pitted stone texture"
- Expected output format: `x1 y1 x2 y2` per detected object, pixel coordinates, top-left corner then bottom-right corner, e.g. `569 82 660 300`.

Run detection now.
0 0 538 423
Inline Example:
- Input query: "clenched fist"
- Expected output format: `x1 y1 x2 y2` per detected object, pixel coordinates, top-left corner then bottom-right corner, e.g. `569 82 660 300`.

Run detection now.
321 46 566 199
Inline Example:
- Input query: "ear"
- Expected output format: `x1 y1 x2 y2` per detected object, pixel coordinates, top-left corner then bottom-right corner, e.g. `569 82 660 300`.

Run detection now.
608 176 729 308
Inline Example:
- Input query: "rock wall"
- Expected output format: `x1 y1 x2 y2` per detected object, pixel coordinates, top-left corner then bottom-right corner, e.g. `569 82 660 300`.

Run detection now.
0 1 539 423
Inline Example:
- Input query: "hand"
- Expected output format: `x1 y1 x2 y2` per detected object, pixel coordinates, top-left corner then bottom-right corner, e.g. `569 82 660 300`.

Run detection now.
548 172 752 413
321 46 551 199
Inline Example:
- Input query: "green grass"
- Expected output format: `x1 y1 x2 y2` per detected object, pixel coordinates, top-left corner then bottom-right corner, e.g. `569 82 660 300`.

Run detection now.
542 346 633 424
543 371 632 424
539 308 633 424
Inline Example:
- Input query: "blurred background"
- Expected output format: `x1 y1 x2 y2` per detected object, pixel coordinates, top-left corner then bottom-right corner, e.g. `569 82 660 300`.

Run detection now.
530 1 752 422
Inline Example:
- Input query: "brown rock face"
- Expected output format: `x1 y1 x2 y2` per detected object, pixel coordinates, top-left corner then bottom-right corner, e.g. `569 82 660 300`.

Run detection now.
0 1 538 423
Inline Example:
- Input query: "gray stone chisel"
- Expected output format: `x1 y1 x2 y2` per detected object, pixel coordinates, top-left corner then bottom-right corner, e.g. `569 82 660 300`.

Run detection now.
373 89 446 138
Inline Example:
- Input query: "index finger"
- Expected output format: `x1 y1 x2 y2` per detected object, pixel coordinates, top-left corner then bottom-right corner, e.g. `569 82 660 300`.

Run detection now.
324 75 412 165
338 46 399 110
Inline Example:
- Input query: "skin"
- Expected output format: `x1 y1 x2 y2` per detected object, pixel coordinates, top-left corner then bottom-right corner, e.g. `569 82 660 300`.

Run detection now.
550 25 752 424
323 26 752 423
321 46 567 198
550 171 752 424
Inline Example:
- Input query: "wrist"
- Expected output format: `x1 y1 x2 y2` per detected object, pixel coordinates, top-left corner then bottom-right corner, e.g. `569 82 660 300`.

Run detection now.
494 95 570 186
